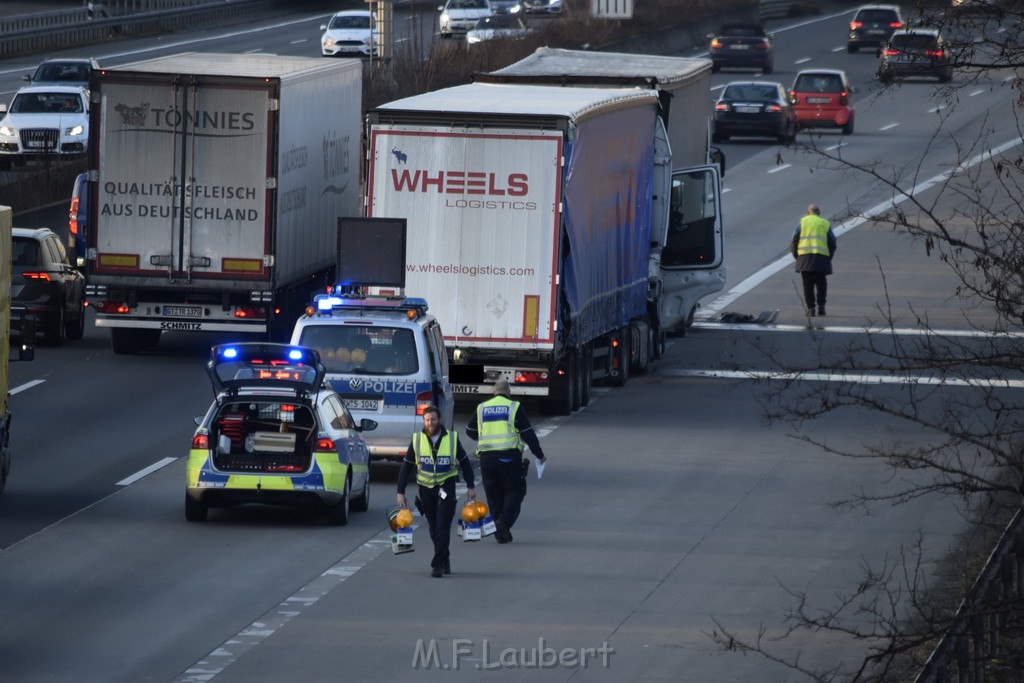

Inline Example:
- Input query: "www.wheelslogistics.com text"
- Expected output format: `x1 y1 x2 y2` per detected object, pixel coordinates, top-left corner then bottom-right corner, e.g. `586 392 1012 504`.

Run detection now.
411 637 614 670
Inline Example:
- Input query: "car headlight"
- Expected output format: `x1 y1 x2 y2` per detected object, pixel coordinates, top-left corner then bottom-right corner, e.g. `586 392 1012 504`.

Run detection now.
467 35 482 44
323 37 336 48
0 125 16 136
440 12 450 22
66 125 85 136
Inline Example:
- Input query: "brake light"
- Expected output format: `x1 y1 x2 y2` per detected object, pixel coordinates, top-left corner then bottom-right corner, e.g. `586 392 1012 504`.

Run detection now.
850 21 862 29
883 48 898 56
766 104 782 112
234 306 266 319
415 390 433 416
710 38 723 48
926 49 943 58
95 301 130 314
514 370 548 385
839 91 849 105
20 272 52 281
890 21 903 28
715 103 730 112
192 433 209 449
316 437 335 450
69 196 79 236
755 41 769 49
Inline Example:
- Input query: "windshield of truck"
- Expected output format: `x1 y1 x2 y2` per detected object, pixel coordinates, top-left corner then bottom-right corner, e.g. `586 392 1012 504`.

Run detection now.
297 325 419 376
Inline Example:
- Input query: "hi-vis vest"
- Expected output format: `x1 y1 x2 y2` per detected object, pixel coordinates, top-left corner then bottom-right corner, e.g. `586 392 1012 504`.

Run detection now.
797 214 831 256
475 396 523 454
413 431 459 488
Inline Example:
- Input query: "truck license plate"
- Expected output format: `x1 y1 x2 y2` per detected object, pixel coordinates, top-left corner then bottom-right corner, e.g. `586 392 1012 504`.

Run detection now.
163 305 203 317
344 399 381 411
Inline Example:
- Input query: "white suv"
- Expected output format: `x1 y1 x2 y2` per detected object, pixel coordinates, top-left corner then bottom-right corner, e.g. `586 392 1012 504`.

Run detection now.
438 0 491 37
0 85 89 170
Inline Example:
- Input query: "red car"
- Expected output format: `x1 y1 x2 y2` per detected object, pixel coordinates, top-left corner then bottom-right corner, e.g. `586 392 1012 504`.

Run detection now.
789 69 856 134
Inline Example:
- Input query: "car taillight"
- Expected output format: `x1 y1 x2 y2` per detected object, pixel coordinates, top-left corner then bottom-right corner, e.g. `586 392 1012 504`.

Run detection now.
755 41 769 49
69 197 79 236
890 21 903 28
715 103 730 112
415 390 433 416
926 49 943 58
316 437 335 450
21 272 53 281
514 370 548 385
710 38 723 48
883 48 899 56
766 104 782 112
789 89 797 101
850 21 862 29
839 91 849 105
192 433 209 449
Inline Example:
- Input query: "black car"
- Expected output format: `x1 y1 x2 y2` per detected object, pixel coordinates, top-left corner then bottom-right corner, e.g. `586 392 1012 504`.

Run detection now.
877 29 953 83
847 4 903 53
11 227 86 345
709 23 774 74
712 81 797 144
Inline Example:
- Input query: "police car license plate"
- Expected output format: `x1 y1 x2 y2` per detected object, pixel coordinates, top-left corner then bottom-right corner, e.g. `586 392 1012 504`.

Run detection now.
163 305 202 317
345 398 381 411
807 97 829 104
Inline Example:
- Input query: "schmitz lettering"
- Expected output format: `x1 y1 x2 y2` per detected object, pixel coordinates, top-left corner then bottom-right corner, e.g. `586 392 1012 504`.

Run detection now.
160 321 203 331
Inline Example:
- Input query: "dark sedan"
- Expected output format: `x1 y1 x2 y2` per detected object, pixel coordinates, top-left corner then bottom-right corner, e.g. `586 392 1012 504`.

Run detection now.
712 81 797 144
709 23 774 74
11 227 86 345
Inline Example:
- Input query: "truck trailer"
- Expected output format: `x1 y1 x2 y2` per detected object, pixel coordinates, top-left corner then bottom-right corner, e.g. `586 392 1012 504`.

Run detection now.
84 53 363 354
366 82 722 414
477 47 727 333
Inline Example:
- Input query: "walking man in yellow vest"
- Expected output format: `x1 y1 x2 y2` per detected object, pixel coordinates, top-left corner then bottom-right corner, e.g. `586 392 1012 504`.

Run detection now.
791 204 837 316
466 379 546 544
397 405 476 578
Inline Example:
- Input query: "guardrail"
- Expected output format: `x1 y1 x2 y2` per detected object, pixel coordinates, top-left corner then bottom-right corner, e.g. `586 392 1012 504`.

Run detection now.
0 0 287 57
916 507 1024 682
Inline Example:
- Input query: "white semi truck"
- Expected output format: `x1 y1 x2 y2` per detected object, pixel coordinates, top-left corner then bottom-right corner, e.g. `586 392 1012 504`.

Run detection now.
365 73 724 414
83 53 363 353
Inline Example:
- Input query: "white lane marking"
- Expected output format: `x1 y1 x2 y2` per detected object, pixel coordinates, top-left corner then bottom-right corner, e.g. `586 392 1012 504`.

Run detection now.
831 46 845 52
824 142 847 151
795 57 812 64
175 536 394 683
722 186 732 193
243 48 263 54
289 39 307 44
116 457 178 486
928 104 948 114
10 379 44 395
969 89 984 97
699 135 1024 318
768 164 791 174
879 123 899 131
694 321 1024 338
661 368 1024 389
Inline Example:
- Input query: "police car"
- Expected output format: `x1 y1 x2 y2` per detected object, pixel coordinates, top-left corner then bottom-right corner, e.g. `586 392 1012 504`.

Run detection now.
186 343 376 525
289 293 454 461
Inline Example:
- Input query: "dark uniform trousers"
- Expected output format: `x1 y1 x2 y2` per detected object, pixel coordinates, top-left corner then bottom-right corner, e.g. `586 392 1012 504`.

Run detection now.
418 477 457 570
480 454 526 530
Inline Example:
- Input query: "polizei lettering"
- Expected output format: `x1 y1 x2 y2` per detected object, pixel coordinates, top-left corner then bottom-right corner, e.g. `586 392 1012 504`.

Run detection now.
390 169 528 196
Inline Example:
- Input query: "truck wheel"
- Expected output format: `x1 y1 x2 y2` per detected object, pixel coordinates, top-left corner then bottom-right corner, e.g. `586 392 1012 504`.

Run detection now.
111 328 140 355
608 331 630 388
185 493 208 522
324 475 351 525
66 300 86 340
138 329 162 350
540 353 576 416
44 306 66 346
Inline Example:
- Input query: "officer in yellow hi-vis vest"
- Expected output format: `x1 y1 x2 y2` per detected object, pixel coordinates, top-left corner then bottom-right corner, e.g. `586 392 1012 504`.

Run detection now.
791 204 837 317
466 379 546 544
397 405 476 578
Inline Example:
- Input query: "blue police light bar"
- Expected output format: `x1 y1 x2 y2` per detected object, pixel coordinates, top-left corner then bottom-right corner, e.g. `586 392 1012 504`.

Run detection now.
287 348 304 362
221 346 239 359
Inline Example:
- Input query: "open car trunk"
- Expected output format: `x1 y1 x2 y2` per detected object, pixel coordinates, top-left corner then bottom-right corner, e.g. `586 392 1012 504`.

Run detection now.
211 399 317 473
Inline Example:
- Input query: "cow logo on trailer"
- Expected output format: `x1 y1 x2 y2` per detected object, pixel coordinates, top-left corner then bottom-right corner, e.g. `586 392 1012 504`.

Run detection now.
487 294 508 319
114 102 149 126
